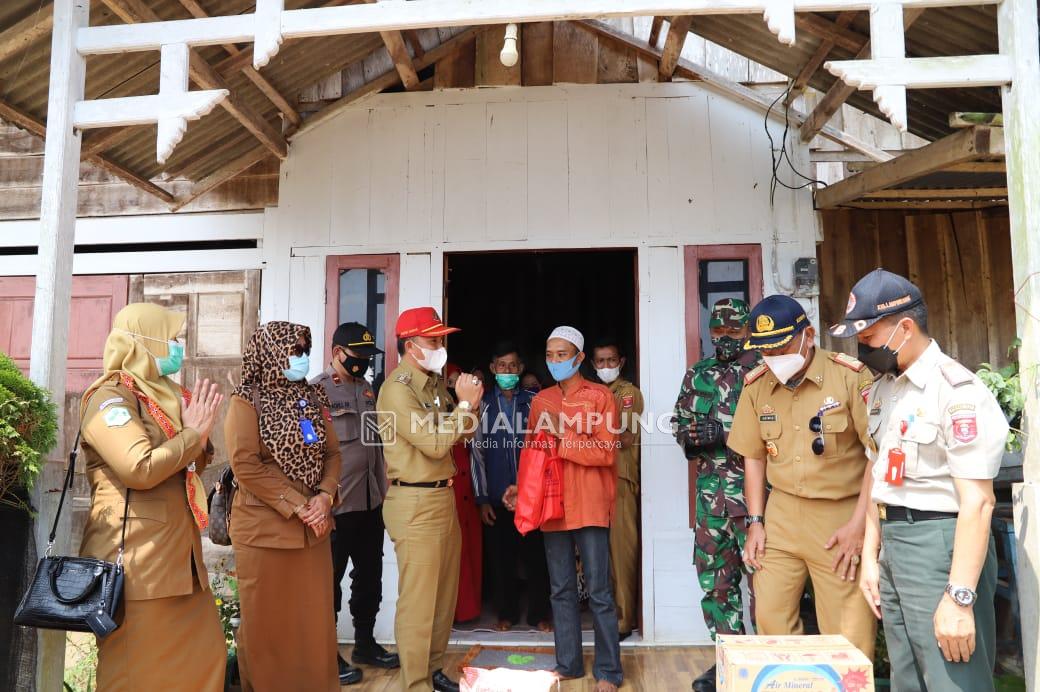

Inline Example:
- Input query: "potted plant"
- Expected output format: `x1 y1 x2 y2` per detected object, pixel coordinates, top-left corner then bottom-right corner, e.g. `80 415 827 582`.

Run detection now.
976 341 1025 458
0 350 59 691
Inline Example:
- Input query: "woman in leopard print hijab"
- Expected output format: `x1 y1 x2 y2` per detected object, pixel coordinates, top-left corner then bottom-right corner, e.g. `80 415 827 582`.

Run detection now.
233 321 332 487
225 321 343 692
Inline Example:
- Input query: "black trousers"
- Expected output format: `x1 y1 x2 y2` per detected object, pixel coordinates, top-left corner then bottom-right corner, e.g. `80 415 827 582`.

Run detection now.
486 507 551 625
331 505 385 633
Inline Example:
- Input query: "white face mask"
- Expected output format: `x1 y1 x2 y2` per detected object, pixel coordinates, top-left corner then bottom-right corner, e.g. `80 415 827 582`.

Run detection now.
596 366 620 384
762 331 808 385
413 343 448 373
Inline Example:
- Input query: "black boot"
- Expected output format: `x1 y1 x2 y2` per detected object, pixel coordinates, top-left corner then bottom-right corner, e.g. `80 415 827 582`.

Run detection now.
351 624 400 669
692 664 716 692
337 653 363 685
432 669 460 692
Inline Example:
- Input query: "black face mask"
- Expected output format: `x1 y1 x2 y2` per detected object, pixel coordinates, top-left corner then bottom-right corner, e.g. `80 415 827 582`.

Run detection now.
338 352 371 378
857 342 900 375
712 335 745 362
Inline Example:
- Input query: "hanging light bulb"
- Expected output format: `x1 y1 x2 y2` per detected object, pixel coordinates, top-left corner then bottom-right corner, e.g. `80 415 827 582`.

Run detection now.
500 23 519 67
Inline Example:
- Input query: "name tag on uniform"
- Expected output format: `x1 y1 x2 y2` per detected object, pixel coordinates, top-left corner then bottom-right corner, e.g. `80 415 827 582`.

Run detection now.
299 419 318 444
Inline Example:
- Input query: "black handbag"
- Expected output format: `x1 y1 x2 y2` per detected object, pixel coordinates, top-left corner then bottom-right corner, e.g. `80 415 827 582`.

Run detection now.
13 432 129 639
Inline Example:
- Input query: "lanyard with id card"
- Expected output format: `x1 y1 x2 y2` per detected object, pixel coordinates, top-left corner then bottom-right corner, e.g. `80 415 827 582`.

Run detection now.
298 398 319 445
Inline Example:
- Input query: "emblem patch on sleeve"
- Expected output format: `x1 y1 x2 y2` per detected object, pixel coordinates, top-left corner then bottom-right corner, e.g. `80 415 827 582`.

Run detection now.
951 412 978 443
103 407 132 428
622 395 634 409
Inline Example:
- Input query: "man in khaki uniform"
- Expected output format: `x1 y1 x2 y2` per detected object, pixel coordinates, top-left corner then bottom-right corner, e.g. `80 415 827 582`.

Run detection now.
728 295 877 657
377 307 483 692
591 337 644 638
831 269 1006 691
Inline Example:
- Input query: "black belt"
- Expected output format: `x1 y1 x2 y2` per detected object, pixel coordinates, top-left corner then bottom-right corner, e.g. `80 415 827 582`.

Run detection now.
879 504 958 522
391 479 454 488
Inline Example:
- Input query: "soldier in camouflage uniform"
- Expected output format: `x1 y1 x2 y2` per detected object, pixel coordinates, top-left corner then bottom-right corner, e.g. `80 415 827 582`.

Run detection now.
672 298 760 692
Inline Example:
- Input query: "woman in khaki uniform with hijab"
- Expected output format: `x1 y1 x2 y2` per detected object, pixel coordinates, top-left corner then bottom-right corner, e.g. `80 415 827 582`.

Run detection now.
224 322 342 692
79 303 226 691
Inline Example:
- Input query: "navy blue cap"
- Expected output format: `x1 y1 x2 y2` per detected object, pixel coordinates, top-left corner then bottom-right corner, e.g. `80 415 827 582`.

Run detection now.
745 295 809 350
828 268 923 338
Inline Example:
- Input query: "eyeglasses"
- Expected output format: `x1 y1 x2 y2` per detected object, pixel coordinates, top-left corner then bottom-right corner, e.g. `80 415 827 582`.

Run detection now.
809 412 825 455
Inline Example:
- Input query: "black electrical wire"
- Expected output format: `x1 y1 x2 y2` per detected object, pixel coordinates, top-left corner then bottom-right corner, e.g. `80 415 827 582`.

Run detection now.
764 82 829 206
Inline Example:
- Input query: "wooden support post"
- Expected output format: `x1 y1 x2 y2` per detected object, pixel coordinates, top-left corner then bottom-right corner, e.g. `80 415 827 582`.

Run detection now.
31 0 88 688
1001 0 1040 682
658 15 693 80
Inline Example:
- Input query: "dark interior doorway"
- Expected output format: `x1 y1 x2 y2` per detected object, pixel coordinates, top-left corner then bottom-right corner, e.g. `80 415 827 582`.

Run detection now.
443 249 639 384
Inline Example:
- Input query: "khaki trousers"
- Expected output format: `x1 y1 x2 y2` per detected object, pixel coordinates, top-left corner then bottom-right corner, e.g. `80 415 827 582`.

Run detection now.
383 485 461 692
755 489 876 658
609 478 640 633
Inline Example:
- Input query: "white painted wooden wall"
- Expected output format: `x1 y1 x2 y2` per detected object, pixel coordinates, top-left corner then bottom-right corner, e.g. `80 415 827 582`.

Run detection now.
262 82 818 645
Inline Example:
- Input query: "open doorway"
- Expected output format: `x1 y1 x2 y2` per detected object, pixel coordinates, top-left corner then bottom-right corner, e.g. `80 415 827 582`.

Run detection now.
444 248 640 643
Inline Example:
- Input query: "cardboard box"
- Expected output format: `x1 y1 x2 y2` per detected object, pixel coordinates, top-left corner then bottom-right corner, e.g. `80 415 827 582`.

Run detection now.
716 635 874 692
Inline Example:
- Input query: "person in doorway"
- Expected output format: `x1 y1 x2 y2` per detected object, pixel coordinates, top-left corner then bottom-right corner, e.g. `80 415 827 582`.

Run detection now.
79 303 226 691
444 363 483 624
831 269 1005 691
591 337 644 640
529 326 623 692
378 307 483 692
521 371 543 393
671 298 759 692
224 322 343 692
471 341 551 632
311 322 400 685
728 295 877 658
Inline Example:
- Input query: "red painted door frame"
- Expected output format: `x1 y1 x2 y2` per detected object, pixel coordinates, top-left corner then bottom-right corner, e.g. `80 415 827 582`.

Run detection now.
324 254 401 373
682 244 763 528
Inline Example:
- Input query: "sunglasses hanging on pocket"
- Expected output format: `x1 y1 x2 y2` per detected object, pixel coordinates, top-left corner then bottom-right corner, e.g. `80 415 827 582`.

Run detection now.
809 401 842 456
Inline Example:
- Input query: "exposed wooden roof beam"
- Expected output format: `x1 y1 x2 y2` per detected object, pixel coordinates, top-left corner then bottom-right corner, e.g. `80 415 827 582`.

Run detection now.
659 16 693 80
364 0 420 90
176 0 302 127
787 11 858 105
0 100 175 204
403 30 426 60
175 26 480 211
0 4 54 63
648 16 666 47
795 12 865 53
98 0 288 160
860 186 1007 199
815 126 1004 208
800 8 924 143
577 19 893 162
844 199 1007 209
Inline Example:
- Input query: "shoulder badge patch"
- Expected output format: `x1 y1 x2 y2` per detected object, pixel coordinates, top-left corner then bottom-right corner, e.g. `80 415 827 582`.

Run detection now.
102 406 132 428
622 395 634 409
830 352 866 372
394 372 412 385
940 361 973 387
98 396 125 411
744 363 770 385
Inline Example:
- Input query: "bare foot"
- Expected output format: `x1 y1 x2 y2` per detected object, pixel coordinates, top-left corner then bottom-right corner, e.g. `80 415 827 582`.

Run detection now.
594 680 619 692
494 620 513 632
536 620 554 633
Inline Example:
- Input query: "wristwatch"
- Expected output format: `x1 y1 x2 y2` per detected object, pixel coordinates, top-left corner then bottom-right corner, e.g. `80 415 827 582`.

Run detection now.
457 400 472 412
745 515 765 528
945 583 977 607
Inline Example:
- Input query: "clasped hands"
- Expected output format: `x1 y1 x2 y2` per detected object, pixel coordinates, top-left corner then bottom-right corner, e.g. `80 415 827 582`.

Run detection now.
296 491 333 538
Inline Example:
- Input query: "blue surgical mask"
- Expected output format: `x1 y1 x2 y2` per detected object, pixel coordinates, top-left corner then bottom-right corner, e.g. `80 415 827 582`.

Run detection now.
546 356 580 382
155 340 184 377
283 354 310 381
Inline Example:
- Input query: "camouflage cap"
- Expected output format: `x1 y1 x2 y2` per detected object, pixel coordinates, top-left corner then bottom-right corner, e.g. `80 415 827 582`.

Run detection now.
709 298 751 329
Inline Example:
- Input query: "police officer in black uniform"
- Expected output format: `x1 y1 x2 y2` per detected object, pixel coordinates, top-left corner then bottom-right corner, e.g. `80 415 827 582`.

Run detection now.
312 322 400 685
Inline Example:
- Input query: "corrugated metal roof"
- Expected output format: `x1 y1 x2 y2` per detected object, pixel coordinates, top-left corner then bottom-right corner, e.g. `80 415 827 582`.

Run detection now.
0 1 1002 199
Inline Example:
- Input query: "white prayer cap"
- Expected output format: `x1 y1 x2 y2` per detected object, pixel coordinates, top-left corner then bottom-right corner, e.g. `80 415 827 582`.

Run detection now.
548 326 584 352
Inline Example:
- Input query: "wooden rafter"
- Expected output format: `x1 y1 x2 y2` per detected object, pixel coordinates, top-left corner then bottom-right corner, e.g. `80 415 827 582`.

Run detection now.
786 11 858 105
98 0 288 160
364 0 420 90
800 8 923 143
577 19 893 161
174 26 480 211
659 15 693 80
176 0 302 127
0 100 175 204
795 12 864 52
815 126 1004 208
648 16 666 47
0 3 54 63
860 187 1007 199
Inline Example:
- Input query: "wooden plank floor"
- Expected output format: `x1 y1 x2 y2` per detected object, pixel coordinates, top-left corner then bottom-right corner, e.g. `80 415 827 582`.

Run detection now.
338 644 715 691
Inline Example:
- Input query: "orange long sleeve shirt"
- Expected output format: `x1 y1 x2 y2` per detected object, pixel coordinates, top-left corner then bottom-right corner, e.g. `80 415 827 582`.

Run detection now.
528 376 619 531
